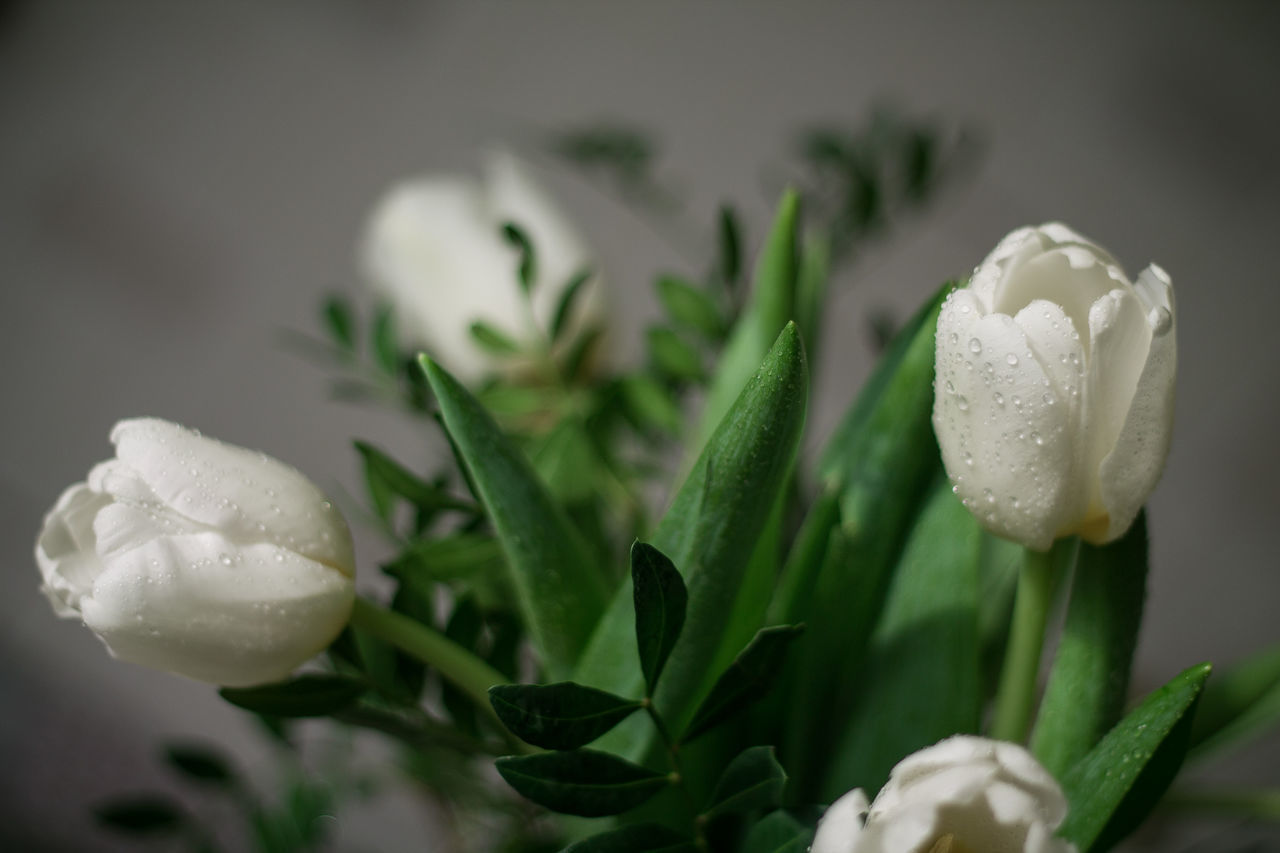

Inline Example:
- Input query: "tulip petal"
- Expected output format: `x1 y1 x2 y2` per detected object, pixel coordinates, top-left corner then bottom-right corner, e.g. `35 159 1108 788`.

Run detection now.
934 293 1077 551
990 741 1069 826
811 788 870 853
109 419 354 576
81 532 354 686
993 249 1123 352
1096 267 1176 543
35 483 111 616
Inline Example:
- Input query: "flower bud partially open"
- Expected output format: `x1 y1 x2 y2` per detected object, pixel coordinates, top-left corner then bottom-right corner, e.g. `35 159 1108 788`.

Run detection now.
933 223 1176 551
35 418 356 687
812 736 1076 853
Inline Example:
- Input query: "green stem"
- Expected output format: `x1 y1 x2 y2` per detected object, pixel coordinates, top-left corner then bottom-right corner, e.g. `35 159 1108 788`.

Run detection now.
991 543 1060 742
1163 788 1280 821
347 597 509 729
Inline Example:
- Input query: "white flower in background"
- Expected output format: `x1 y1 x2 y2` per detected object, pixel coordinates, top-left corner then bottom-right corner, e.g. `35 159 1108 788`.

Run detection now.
359 150 605 383
933 223 1176 551
812 736 1077 853
35 418 356 687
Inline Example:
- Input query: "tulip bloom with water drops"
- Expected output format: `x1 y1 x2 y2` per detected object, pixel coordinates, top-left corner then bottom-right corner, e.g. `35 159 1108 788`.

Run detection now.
35 418 356 687
933 224 1176 551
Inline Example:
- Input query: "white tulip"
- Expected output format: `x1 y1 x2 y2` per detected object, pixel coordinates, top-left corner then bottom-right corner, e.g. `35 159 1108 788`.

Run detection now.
933 223 1175 551
35 418 356 687
359 150 605 383
812 736 1077 853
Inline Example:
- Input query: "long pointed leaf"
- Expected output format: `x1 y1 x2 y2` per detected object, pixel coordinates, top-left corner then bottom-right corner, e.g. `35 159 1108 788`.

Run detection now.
422 357 608 678
1188 642 1280 762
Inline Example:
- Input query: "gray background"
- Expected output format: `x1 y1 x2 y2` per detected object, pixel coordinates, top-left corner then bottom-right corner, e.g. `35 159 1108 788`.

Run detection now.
1 2 1277 850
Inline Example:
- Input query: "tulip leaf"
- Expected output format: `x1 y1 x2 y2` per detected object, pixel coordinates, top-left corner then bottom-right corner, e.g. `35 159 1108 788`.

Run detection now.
718 204 743 290
1187 641 1280 762
823 479 983 799
632 542 688 695
657 275 726 340
683 624 806 744
1032 515 1148 777
693 190 800 454
372 304 399 375
573 323 808 761
322 294 356 350
94 796 186 835
219 675 367 718
704 746 787 819
164 743 237 788
488 683 644 750
742 809 819 853
501 221 537 294
469 321 522 356
647 326 705 383
792 235 831 364
562 824 698 853
1058 662 1212 852
495 749 672 817
422 356 610 678
552 268 593 342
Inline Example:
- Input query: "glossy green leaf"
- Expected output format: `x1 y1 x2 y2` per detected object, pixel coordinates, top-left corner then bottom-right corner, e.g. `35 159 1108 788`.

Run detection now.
704 746 787 819
489 682 644 750
562 823 697 853
657 276 725 340
502 221 537 294
422 356 609 678
322 295 356 350
94 797 184 835
823 480 982 798
219 675 366 718
164 744 236 788
1058 662 1212 852
470 320 522 356
742 809 817 853
693 190 800 454
684 625 805 743
573 323 808 759
1188 642 1280 762
1032 515 1148 777
648 326 704 382
632 542 688 694
552 268 593 342
495 749 672 817
372 304 399 375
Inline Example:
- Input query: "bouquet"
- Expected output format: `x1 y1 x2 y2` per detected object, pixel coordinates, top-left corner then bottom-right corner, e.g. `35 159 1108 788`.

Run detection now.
34 117 1280 852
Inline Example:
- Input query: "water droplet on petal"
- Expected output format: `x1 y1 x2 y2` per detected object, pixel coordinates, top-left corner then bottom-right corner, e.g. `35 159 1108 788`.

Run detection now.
968 337 983 354
1006 353 1019 366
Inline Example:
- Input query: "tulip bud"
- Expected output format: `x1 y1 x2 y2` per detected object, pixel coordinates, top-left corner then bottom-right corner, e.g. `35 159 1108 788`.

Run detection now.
359 150 606 383
812 736 1076 853
35 418 356 687
933 223 1176 551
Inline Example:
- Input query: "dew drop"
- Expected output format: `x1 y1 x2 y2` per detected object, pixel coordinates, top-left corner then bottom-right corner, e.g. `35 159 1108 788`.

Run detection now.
968 337 983 354
993 391 1005 407
949 332 959 345
1006 353 1019 366
956 396 970 412
1148 306 1173 334
1031 431 1044 446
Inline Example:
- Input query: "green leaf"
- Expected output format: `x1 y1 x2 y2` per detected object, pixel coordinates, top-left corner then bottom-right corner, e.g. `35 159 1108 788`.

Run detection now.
218 675 366 718
552 268 593 341
502 221 537 294
742 809 817 853
533 419 599 504
385 534 505 584
443 595 484 733
823 480 983 798
648 326 704 382
632 542 688 695
422 356 610 678
562 823 697 852
355 441 474 520
94 796 185 835
657 276 726 340
1188 642 1280 761
1032 515 1148 777
372 305 399 375
573 323 808 760
693 191 800 455
718 205 743 289
489 682 644 750
164 743 237 788
495 749 672 817
618 374 683 436
684 625 805 743
1058 662 1212 852
704 746 787 819
792 235 831 364
470 320 522 356
322 295 356 350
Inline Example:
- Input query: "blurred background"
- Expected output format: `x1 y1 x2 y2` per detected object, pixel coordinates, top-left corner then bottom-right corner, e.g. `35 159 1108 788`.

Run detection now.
2 2 1277 850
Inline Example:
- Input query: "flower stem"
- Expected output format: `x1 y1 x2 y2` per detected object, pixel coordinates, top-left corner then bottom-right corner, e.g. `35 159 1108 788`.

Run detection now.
991 543 1062 743
347 597 509 729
